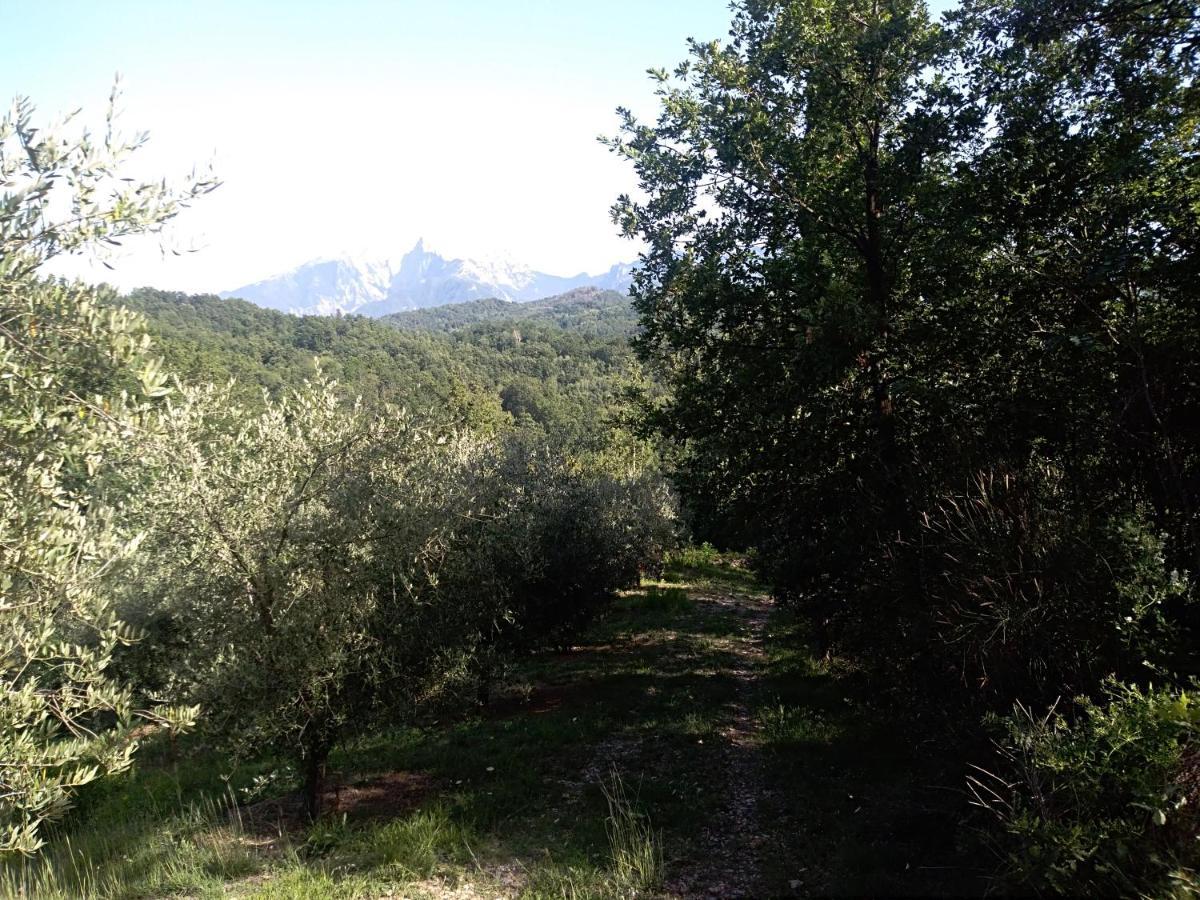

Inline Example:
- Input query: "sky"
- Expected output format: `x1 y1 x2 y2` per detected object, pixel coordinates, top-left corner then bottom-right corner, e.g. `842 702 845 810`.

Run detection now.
2 0 954 294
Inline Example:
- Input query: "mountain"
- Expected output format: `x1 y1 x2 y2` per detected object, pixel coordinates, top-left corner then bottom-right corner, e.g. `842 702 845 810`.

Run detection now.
221 240 634 317
219 256 392 317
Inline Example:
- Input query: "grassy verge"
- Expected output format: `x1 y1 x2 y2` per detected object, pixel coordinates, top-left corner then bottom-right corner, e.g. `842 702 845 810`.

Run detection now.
753 610 989 896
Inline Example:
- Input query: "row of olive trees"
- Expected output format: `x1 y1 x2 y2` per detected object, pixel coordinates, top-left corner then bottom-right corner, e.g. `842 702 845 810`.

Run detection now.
1 93 678 848
114 378 677 821
438 434 679 704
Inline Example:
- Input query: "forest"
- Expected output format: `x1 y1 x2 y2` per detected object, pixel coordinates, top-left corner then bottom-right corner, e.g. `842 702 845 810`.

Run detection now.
3 0 1200 897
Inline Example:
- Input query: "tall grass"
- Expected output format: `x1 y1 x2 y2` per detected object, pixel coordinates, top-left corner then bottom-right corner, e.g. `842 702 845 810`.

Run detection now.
0 792 261 900
523 772 662 899
354 804 470 877
602 771 661 895
628 585 691 614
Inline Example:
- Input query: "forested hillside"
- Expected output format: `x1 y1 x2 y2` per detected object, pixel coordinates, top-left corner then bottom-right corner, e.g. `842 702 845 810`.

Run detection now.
123 287 644 444
382 287 636 338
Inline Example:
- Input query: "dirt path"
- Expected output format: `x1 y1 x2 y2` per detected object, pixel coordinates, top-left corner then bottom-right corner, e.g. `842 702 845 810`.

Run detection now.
666 587 782 899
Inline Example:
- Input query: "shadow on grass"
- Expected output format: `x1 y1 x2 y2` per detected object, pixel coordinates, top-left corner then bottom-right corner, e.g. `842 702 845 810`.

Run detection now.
755 611 990 897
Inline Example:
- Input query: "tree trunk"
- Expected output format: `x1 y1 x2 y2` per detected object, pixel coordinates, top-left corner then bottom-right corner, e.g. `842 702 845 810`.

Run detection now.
859 114 924 612
301 741 330 823
862 135 908 539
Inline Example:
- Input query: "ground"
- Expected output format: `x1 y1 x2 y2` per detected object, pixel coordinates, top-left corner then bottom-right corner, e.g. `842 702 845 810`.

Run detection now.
2 553 989 898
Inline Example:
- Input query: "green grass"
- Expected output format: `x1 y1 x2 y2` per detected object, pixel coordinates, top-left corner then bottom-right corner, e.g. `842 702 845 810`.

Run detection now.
661 543 758 589
2 548 987 898
621 584 692 615
752 611 989 896
601 772 662 894
0 793 262 899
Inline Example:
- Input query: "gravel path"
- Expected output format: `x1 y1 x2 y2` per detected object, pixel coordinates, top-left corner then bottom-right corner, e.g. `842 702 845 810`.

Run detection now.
666 589 783 899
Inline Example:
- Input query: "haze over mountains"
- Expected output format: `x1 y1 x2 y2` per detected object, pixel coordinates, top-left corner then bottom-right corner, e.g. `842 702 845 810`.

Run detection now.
220 239 634 317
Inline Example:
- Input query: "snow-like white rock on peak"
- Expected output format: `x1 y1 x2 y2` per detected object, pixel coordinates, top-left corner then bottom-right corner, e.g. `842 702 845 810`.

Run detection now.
221 239 633 317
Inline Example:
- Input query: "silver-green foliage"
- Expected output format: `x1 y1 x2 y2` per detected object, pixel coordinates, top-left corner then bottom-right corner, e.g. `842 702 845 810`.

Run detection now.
0 91 213 855
441 432 679 660
125 378 485 812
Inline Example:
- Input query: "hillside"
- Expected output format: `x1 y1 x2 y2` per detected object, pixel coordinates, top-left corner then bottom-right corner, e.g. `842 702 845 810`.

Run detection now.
1 555 982 898
9 0 1199 896
123 287 645 443
382 287 637 338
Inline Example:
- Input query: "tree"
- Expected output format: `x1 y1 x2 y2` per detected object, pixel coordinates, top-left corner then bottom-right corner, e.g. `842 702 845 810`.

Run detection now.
384 423 679 708
611 0 1197 709
955 0 1200 570
607 0 968 632
125 379 483 820
0 90 213 855
894 0 1200 702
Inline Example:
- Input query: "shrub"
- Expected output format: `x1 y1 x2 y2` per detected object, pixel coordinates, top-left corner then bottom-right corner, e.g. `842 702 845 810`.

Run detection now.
972 680 1200 896
915 464 1185 708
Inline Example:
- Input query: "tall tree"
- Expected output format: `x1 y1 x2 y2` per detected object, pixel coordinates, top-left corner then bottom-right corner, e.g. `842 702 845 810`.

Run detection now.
608 0 968 617
958 0 1200 567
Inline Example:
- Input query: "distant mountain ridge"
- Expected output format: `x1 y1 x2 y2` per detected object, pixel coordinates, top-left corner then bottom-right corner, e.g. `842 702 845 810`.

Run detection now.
221 240 634 317
382 287 637 337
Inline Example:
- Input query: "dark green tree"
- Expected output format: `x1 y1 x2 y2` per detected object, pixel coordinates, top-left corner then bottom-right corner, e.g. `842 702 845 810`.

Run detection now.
611 0 1197 708
607 0 970 642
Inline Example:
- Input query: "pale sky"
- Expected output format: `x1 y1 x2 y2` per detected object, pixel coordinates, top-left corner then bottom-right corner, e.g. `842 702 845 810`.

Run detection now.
2 0 955 295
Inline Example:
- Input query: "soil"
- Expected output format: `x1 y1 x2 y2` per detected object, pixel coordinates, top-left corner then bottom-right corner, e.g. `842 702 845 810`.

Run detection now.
664 589 786 899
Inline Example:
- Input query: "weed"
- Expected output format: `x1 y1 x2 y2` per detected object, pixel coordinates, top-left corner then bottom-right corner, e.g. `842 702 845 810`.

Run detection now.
663 544 758 591
758 703 840 746
364 805 470 876
0 793 260 900
300 814 354 858
629 585 691 614
520 861 612 900
242 866 375 899
602 771 662 895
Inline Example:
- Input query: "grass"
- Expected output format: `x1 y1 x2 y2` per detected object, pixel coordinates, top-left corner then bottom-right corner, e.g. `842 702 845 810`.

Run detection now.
2 548 986 898
0 793 262 899
601 772 662 894
661 543 758 590
621 584 691 616
751 611 989 896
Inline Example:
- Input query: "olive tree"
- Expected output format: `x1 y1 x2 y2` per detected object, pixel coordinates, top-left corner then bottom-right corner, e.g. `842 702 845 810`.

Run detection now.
0 90 213 855
439 431 679 704
125 379 484 820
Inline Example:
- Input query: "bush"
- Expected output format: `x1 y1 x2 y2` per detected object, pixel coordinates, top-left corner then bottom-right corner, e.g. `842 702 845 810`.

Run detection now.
915 464 1185 708
437 432 678 702
972 680 1200 896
